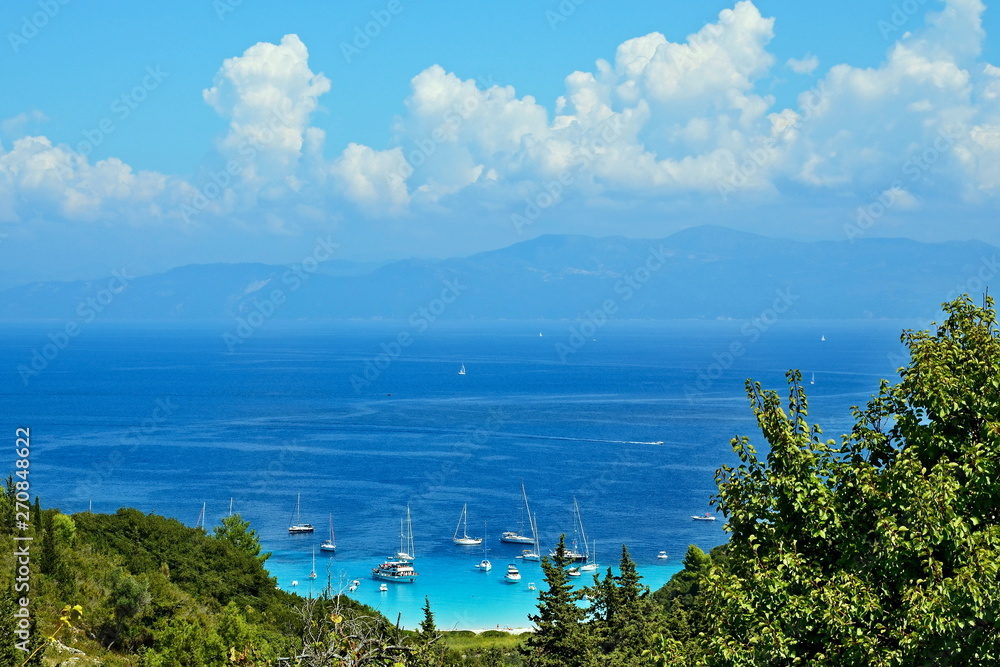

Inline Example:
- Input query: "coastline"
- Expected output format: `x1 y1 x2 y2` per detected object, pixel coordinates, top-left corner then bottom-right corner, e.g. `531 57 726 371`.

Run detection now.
449 627 534 635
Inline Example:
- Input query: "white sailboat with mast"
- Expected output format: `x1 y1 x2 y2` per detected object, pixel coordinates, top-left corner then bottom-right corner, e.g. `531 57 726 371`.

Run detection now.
320 513 336 552
553 496 589 563
396 505 415 562
579 541 598 572
372 506 419 583
288 494 314 533
195 502 206 530
476 521 492 570
518 511 542 561
453 504 482 545
502 481 537 544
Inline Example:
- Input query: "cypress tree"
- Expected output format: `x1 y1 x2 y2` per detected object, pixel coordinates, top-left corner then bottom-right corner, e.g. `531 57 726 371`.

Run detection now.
522 534 595 667
588 545 661 665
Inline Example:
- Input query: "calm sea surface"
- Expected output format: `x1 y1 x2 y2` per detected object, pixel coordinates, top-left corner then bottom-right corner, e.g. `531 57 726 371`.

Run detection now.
0 318 915 628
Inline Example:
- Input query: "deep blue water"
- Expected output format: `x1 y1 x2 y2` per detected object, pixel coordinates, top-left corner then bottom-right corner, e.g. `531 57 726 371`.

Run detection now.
0 318 915 628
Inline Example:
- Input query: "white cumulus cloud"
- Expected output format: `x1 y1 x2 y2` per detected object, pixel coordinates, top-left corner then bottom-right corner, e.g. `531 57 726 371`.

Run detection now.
786 55 819 74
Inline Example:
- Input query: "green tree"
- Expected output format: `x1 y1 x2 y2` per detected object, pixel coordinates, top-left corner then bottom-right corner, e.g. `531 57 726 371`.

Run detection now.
38 509 56 575
0 589 24 666
522 534 595 667
0 474 14 535
587 545 662 666
213 513 270 565
105 569 152 651
410 596 445 666
701 295 1000 665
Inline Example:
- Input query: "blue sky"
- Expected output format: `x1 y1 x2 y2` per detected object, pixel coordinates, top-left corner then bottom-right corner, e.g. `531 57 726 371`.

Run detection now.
1 0 999 284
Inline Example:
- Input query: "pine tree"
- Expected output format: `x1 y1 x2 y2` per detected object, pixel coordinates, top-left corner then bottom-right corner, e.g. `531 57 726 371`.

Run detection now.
522 534 595 667
38 508 56 576
213 513 270 564
418 596 435 635
0 589 22 666
410 597 444 667
0 474 14 535
587 545 660 665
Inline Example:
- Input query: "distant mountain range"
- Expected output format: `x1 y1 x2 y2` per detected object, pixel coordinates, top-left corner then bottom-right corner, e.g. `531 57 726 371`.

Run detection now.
1 226 996 321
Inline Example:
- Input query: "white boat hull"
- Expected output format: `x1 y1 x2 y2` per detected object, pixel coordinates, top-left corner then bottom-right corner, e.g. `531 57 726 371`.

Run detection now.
500 532 535 544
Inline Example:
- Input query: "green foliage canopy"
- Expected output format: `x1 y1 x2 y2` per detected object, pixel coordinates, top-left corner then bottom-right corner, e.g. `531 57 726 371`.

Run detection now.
701 296 1000 665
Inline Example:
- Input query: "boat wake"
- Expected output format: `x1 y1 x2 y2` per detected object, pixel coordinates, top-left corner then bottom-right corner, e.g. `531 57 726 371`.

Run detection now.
278 421 666 447
510 434 665 446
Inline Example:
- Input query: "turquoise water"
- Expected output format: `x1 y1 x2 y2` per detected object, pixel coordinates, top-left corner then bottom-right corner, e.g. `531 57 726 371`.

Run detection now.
270 547 683 630
0 319 914 629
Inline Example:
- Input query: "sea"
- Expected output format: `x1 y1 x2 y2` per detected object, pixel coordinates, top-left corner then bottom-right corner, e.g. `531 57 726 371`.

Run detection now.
0 318 917 630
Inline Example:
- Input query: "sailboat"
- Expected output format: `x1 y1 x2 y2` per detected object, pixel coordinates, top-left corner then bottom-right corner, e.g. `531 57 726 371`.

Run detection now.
810 372 815 385
288 494 314 533
308 548 317 579
579 541 598 572
372 507 419 583
517 511 542 561
552 497 589 563
195 502 206 530
395 506 415 562
502 482 537 544
453 504 482 545
320 513 336 552
458 364 466 375
476 522 492 570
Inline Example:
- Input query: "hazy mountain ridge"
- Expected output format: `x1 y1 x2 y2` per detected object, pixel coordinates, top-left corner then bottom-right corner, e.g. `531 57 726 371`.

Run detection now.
1 226 996 321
